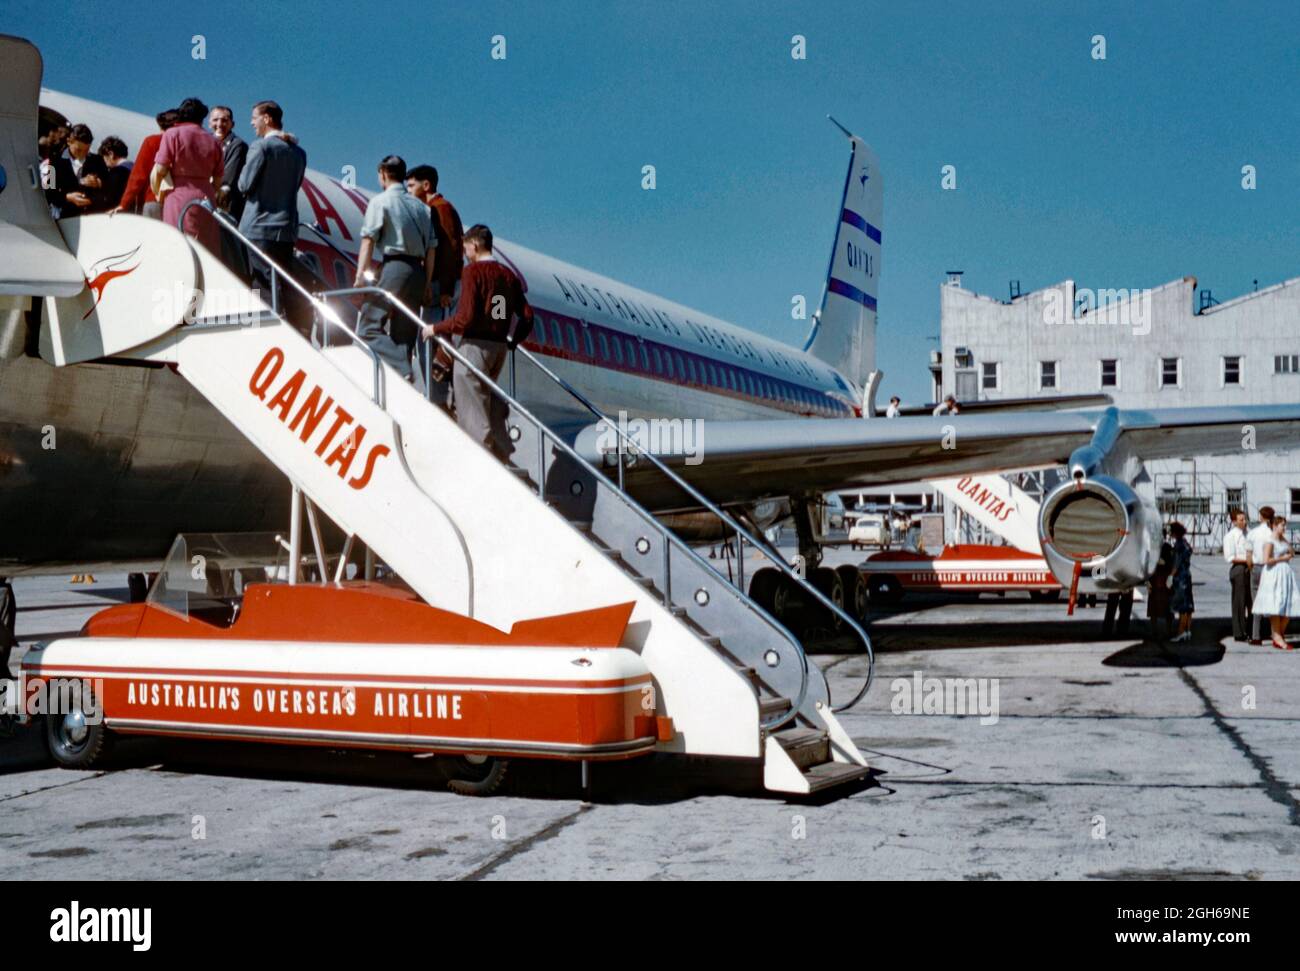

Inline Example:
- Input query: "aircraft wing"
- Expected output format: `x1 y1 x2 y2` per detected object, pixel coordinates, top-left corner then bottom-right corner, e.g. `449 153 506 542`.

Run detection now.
574 405 1300 509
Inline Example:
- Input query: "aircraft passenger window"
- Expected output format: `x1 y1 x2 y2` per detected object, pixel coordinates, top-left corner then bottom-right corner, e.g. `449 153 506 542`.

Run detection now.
686 358 698 383
611 338 623 366
566 324 579 354
584 330 595 359
598 332 610 360
708 364 719 386
550 320 563 347
532 323 547 347
652 347 663 374
638 343 649 371
665 354 676 379
675 353 686 379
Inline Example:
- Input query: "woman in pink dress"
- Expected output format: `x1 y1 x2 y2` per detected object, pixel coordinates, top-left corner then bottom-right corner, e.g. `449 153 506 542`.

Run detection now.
152 97 223 252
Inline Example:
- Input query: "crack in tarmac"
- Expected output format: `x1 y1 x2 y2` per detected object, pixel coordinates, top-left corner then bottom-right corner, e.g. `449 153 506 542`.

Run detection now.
457 804 592 881
1176 667 1300 827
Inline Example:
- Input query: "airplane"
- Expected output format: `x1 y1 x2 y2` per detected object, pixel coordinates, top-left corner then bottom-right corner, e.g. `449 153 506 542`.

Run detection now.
4 37 1300 630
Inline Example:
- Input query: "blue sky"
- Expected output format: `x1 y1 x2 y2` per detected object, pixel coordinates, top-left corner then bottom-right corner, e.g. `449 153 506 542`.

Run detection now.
12 0 1298 403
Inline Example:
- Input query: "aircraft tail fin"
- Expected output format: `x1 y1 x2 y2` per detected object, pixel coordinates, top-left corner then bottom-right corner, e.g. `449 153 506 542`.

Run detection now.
803 117 881 391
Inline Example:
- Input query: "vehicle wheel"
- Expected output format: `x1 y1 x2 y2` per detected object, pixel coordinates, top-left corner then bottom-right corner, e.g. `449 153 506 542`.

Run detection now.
127 573 148 603
748 568 781 613
809 566 845 631
441 755 509 796
836 565 869 622
868 574 905 605
45 688 112 769
1029 589 1062 603
769 574 807 637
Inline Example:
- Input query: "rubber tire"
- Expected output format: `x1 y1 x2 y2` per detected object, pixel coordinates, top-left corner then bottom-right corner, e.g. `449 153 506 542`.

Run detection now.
769 574 807 637
45 700 113 770
127 573 148 603
808 566 845 631
442 756 509 796
747 568 782 614
868 574 905 605
836 564 869 622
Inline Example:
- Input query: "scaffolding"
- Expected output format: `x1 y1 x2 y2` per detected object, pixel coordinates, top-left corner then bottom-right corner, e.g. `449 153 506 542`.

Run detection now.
1154 471 1249 553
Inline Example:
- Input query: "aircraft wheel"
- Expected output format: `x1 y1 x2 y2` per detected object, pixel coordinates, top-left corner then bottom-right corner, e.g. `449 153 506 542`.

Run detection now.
769 575 807 637
127 573 148 603
809 567 845 631
45 686 113 769
836 565 869 622
441 755 509 796
868 574 905 605
747 568 781 613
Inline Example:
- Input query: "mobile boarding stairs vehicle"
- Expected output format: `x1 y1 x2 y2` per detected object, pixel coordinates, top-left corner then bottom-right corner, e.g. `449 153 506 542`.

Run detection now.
7 143 876 798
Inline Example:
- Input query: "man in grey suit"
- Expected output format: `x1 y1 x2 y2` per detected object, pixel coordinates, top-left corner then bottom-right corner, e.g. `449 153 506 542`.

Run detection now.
237 100 308 331
209 105 248 273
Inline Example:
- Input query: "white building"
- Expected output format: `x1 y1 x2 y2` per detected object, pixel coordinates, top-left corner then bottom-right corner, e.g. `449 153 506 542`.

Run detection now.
938 273 1300 548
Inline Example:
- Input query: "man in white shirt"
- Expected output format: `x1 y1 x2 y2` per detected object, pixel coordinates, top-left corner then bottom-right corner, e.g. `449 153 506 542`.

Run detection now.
1223 508 1252 642
885 395 901 418
1247 505 1276 644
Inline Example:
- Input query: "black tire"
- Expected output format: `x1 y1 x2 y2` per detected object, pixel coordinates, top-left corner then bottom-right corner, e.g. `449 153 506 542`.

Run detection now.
45 686 113 769
441 755 509 796
867 574 905 605
748 568 782 613
127 573 148 603
809 566 845 631
836 564 869 622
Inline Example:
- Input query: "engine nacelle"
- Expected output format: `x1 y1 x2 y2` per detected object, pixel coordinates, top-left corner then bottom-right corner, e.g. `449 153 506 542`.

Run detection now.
1038 475 1162 594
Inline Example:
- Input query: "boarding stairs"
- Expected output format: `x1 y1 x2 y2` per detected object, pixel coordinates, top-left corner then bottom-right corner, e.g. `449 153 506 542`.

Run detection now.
28 201 875 794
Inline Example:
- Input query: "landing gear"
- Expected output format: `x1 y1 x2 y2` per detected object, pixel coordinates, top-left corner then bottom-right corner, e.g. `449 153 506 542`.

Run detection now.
439 754 509 796
807 566 845 632
837 564 869 622
749 567 806 635
45 685 113 769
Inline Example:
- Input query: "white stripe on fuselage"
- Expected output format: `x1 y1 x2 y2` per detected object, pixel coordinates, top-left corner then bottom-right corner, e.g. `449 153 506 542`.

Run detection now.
42 90 860 426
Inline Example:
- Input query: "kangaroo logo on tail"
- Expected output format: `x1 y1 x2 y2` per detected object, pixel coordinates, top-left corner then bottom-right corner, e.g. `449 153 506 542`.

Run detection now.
82 244 142 319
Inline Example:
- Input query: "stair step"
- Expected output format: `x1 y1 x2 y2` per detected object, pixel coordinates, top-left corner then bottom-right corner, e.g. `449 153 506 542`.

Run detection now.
801 759 871 793
702 635 723 648
759 695 792 718
773 727 830 770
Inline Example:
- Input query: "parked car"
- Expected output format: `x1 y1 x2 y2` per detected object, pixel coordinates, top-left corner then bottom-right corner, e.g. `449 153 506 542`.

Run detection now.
848 513 891 550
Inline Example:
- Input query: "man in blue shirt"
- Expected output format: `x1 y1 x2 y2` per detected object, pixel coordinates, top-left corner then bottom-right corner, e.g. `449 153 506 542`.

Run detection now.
354 155 435 381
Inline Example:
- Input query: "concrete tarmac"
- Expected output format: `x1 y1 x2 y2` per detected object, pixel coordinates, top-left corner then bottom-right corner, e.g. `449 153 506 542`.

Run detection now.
3 553 1298 880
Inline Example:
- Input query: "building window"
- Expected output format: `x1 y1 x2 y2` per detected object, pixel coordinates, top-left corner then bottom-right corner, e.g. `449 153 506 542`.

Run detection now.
1039 361 1057 390
1100 359 1118 388
1276 354 1300 375
1292 488 1300 518
954 348 974 369
1223 356 1242 386
981 361 999 391
1226 487 1245 512
1160 357 1181 388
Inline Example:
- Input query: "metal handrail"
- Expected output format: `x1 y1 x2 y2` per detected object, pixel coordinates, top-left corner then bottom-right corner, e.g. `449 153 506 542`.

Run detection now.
515 345 876 713
255 228 871 719
312 284 809 730
177 199 386 406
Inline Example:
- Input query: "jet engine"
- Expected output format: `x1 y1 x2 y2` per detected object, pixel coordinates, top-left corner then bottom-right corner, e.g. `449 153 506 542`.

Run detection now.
1038 475 1163 596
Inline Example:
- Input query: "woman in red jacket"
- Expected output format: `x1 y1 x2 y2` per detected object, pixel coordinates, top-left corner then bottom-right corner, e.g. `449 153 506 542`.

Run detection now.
114 108 177 217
